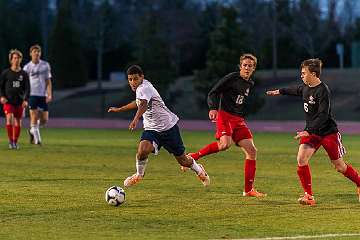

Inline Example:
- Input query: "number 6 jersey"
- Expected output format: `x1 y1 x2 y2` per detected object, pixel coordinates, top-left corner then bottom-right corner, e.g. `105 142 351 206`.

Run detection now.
279 82 338 136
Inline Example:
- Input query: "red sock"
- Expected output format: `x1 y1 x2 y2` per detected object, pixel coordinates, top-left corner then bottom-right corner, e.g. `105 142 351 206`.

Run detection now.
193 142 219 160
244 159 256 192
14 126 21 143
297 165 313 195
6 124 13 142
343 164 360 187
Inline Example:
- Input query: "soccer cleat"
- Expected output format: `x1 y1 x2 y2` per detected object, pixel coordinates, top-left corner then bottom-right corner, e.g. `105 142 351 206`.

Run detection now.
28 129 35 144
123 173 143 187
197 164 210 186
8 142 14 150
13 143 19 150
357 187 360 203
243 188 267 197
298 193 316 206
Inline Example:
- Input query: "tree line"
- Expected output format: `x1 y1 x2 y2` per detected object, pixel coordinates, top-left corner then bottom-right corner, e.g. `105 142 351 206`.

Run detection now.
1 0 360 108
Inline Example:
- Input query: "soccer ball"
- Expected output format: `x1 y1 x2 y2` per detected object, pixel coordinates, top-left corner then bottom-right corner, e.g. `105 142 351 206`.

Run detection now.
105 186 125 206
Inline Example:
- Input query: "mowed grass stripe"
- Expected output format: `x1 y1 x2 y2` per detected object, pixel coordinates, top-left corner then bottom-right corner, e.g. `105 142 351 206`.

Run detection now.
0 128 359 239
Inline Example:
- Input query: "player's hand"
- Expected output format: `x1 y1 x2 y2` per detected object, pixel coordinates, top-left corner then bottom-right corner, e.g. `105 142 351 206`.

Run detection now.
209 110 218 122
46 95 52 103
22 101 28 108
0 97 7 104
294 131 309 140
129 118 139 131
108 107 119 113
266 90 280 96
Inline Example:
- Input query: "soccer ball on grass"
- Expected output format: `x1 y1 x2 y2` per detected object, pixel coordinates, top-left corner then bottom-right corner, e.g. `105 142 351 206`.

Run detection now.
105 186 125 206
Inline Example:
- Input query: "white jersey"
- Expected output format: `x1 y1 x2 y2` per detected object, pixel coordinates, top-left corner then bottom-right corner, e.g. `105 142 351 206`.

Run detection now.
23 60 52 96
136 79 179 132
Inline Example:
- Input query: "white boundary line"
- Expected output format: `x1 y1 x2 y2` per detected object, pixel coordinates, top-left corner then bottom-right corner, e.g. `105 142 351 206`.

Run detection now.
212 233 360 240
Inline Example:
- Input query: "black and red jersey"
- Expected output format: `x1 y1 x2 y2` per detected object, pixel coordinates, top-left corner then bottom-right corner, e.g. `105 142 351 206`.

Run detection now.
0 68 30 106
279 82 338 136
207 72 254 117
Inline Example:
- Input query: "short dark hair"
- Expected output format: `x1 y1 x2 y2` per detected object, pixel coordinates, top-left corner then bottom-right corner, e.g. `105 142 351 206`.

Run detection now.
127 65 143 76
30 44 41 53
301 58 323 78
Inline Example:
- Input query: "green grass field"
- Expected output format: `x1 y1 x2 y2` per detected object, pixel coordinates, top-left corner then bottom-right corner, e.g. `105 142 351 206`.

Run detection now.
0 129 360 240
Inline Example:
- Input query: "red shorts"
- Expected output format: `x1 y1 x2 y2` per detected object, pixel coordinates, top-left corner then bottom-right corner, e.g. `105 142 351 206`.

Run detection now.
3 103 24 118
300 132 346 160
215 110 252 143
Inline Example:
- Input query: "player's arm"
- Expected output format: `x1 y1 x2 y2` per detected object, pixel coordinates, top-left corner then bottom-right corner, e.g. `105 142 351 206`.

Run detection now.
305 87 331 135
108 101 137 113
0 72 8 104
207 74 231 121
46 78 52 103
129 99 147 130
267 85 304 97
46 63 53 103
22 72 30 107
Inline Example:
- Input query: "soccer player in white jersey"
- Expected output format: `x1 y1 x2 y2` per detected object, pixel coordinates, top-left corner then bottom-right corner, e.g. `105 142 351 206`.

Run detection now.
108 65 210 187
23 45 52 145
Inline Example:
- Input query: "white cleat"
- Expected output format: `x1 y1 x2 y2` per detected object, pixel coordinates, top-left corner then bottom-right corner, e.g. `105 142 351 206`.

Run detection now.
197 164 210 186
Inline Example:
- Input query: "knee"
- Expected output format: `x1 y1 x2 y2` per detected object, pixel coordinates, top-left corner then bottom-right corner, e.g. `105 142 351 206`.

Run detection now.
218 142 231 151
297 156 308 166
40 119 48 126
137 147 151 160
246 146 257 159
334 162 347 173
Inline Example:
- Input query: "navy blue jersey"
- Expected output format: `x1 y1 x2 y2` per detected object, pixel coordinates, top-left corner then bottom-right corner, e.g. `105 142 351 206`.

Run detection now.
279 82 338 136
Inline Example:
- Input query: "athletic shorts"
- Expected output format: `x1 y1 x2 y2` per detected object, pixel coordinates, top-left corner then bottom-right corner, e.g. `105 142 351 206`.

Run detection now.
140 124 185 156
3 103 24 118
215 110 253 143
29 96 48 111
300 132 346 160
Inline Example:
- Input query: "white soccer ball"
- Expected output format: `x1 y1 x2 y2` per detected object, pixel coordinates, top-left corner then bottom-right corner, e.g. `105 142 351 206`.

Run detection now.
105 186 125 206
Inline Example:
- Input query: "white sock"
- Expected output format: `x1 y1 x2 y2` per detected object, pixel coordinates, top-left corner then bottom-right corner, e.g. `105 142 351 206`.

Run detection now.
30 125 39 143
136 157 148 177
190 160 202 175
35 124 41 143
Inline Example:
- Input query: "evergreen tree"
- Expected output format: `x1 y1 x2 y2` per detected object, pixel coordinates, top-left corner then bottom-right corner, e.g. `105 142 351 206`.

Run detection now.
193 6 264 116
133 9 176 98
49 0 88 89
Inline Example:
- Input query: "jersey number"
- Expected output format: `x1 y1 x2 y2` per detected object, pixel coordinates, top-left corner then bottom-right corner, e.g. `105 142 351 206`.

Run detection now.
304 103 309 112
236 95 244 105
13 81 20 88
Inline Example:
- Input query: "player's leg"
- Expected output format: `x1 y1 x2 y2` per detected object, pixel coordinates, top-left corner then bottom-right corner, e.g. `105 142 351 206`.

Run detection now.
13 117 22 149
188 111 232 161
237 138 266 197
36 97 49 144
29 109 39 144
124 130 158 187
5 113 14 149
175 154 210 186
12 105 25 149
163 124 210 186
322 132 360 202
296 143 317 205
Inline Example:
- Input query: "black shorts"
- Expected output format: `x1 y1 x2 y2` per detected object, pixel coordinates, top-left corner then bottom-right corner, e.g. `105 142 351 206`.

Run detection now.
29 96 48 111
140 124 185 156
